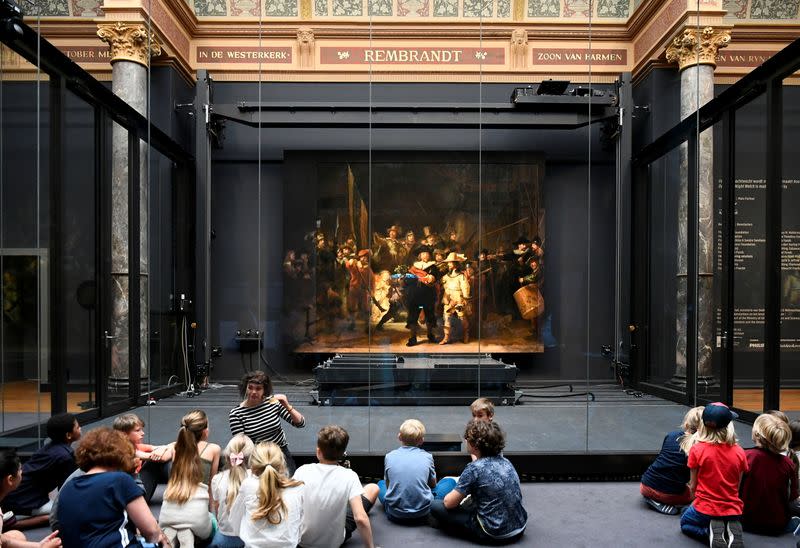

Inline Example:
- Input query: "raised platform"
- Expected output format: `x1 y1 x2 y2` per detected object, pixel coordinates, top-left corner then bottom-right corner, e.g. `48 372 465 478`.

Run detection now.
312 352 519 405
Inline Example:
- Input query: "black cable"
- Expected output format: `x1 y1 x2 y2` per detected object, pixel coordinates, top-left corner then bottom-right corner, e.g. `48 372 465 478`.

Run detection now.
258 350 315 387
519 392 596 401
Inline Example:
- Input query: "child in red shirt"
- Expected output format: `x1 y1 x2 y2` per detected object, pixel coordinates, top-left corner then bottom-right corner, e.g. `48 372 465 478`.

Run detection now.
112 413 173 502
740 413 800 535
680 402 748 548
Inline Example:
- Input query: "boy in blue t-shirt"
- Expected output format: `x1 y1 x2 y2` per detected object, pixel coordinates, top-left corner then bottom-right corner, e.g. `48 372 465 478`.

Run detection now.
378 419 455 523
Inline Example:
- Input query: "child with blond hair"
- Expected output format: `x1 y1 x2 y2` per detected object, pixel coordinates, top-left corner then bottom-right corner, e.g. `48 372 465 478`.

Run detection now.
640 406 704 515
739 413 799 535
680 402 748 548
470 398 494 422
378 419 456 523
209 434 255 548
228 442 305 547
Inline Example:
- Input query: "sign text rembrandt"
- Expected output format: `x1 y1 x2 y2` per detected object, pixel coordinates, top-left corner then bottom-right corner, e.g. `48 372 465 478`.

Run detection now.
320 47 505 65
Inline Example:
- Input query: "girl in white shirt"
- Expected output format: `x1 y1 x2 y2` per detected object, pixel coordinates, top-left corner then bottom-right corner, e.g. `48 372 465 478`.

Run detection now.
230 442 305 547
210 434 254 548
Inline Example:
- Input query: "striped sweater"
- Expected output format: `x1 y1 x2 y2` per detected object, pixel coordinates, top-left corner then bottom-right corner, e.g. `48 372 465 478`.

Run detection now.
229 400 305 447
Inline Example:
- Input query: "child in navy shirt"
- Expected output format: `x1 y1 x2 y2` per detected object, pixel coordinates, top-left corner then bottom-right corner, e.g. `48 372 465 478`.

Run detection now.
2 413 80 528
378 419 455 523
640 406 703 515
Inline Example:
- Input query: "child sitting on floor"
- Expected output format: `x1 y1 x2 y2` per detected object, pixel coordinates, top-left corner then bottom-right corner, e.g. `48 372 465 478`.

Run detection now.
113 413 173 502
470 398 494 422
209 433 254 548
640 406 704 515
229 442 305 547
680 402 748 548
0 449 61 547
740 413 800 536
378 419 456 524
293 425 378 548
2 413 81 530
158 411 217 547
430 420 527 544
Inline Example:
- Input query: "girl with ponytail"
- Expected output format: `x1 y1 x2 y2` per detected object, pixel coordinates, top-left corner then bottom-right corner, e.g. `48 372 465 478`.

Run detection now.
229 442 304 547
209 434 255 548
158 410 221 546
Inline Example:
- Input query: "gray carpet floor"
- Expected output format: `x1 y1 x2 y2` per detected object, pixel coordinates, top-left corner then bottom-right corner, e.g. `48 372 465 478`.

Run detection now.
20 482 796 547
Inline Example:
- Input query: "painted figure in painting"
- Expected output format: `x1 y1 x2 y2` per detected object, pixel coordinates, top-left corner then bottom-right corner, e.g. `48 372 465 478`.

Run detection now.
440 252 472 345
405 245 439 346
373 225 407 271
518 255 544 338
345 249 374 330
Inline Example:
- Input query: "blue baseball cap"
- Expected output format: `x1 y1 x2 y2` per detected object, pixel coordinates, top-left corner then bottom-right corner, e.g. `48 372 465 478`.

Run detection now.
702 402 738 429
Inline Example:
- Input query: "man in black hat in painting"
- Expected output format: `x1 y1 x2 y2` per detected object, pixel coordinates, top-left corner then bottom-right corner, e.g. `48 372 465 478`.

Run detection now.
405 244 440 346
512 236 531 257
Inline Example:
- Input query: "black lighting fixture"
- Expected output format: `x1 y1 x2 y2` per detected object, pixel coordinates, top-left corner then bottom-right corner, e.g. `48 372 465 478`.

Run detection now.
536 79 570 95
0 0 24 39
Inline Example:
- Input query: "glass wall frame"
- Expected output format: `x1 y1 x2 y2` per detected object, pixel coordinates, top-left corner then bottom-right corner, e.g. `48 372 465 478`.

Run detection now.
631 37 800 421
0 12 194 447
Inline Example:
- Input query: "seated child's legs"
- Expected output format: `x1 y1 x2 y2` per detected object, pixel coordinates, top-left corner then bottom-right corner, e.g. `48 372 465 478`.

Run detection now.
377 480 387 504
344 485 379 540
206 532 245 548
1 530 27 542
433 477 457 500
639 483 692 507
680 505 712 541
429 500 474 535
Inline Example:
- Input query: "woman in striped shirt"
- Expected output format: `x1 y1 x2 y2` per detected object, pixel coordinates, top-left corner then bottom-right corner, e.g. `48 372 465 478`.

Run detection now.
229 371 305 474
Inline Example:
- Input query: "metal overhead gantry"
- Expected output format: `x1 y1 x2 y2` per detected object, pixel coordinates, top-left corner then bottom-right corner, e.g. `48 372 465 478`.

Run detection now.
211 93 619 130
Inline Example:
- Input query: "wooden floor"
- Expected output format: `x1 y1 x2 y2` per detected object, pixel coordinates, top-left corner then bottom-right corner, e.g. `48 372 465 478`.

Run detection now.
0 381 93 413
733 388 800 412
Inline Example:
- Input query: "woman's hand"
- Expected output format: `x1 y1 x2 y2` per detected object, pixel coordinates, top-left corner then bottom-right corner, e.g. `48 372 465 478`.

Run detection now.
274 393 290 407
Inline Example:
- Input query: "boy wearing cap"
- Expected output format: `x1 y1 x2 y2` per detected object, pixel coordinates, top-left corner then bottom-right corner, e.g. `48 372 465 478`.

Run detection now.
680 402 748 548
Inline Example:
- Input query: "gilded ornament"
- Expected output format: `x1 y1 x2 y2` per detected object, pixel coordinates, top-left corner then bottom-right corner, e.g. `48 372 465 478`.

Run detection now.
97 22 162 67
665 26 731 71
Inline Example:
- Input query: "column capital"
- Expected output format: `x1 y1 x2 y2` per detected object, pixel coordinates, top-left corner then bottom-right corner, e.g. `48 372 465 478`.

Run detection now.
666 26 731 71
97 22 162 67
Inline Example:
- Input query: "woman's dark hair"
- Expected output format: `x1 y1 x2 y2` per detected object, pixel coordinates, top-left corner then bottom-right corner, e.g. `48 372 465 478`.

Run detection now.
47 412 77 443
75 428 135 473
1 449 21 479
239 370 273 398
464 419 506 457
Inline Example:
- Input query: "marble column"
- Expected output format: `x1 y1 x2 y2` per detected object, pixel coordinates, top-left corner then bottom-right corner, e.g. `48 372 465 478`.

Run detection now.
665 27 730 387
97 22 161 388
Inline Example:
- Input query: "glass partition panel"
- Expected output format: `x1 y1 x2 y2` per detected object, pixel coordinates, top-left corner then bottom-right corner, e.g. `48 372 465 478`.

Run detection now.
700 117 726 406
60 89 98 415
781 80 800 418
730 95 767 414
147 147 177 392
644 147 685 394
0 39 48 441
